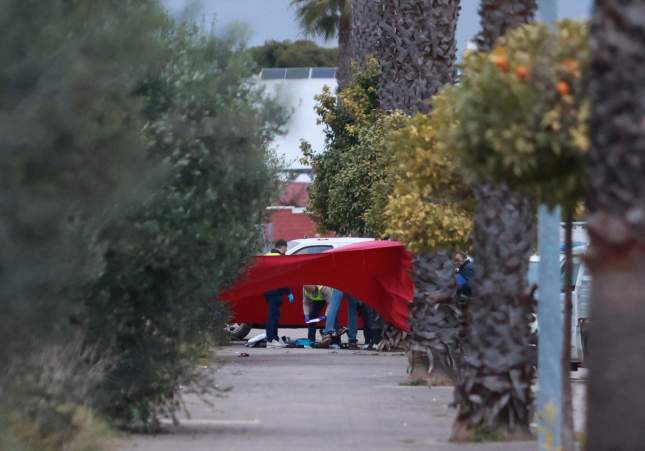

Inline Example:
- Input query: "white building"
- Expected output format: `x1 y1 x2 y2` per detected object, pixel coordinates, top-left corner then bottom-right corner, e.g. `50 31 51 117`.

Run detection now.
256 67 338 173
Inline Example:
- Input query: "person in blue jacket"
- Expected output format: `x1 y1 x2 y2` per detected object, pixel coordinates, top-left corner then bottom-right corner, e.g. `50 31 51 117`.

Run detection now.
454 251 474 297
263 239 294 348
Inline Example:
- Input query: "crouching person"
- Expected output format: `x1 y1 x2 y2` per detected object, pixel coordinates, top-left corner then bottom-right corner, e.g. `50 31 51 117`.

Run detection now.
303 285 332 344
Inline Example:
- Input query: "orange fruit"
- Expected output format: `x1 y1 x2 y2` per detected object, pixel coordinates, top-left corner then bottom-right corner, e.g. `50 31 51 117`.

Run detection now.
515 65 529 81
490 54 509 73
556 81 570 96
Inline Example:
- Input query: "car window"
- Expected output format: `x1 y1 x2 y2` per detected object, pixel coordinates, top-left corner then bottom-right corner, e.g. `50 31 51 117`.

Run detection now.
287 240 300 250
292 245 333 254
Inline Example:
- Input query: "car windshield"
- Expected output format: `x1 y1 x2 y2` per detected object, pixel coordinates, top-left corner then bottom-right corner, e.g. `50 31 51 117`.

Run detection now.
287 240 300 250
292 245 333 254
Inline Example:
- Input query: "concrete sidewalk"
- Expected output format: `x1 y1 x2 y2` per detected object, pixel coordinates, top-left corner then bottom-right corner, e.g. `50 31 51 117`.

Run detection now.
115 334 543 451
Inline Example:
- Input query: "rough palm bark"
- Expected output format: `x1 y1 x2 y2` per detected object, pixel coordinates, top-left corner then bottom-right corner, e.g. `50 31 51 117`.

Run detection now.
336 12 353 90
373 0 461 385
351 0 383 68
377 324 409 352
407 253 463 385
452 183 535 440
451 0 537 440
585 1 645 449
475 0 539 51
378 0 460 114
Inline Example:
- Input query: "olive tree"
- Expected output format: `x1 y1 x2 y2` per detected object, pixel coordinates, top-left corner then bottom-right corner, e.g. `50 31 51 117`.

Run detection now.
0 0 168 448
81 24 286 430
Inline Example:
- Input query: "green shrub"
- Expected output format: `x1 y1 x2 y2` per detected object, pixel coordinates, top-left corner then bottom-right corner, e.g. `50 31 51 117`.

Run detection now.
0 0 168 448
1 340 112 451
249 39 338 68
81 24 286 430
303 59 403 236
0 0 167 361
384 90 474 253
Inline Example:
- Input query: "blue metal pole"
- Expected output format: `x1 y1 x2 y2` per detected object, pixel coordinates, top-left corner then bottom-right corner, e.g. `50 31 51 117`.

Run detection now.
537 205 563 450
536 4 561 450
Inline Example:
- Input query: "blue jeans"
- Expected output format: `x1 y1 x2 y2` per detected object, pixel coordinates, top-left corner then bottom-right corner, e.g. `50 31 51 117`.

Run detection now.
307 301 326 342
264 293 282 341
323 290 358 340
357 302 375 344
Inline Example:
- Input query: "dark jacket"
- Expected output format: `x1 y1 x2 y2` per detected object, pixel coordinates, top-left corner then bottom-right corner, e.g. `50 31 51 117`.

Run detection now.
456 259 474 297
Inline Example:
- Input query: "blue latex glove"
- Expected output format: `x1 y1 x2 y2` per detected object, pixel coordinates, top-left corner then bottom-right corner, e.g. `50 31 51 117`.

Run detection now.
288 293 295 303
304 314 310 323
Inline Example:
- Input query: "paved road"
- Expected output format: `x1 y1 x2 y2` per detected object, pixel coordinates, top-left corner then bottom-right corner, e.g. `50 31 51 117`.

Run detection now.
115 330 584 451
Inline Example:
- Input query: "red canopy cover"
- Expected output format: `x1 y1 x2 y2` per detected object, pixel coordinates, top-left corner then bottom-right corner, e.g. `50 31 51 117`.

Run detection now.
218 240 414 331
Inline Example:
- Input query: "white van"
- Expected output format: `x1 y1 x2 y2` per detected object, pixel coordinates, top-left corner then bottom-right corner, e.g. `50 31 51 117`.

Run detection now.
528 245 591 369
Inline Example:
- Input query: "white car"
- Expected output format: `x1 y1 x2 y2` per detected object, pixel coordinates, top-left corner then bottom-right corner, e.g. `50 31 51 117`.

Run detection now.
286 237 375 255
528 245 591 369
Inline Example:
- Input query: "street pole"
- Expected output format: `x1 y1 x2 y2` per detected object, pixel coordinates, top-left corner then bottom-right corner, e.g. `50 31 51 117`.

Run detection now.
537 205 562 450
536 2 561 450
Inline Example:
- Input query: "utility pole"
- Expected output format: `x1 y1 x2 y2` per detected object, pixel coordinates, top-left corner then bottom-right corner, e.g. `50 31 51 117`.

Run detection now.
537 205 563 450
536 3 563 451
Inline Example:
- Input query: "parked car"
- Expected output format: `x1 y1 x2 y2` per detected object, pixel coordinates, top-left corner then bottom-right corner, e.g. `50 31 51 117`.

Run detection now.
226 237 375 339
528 244 590 369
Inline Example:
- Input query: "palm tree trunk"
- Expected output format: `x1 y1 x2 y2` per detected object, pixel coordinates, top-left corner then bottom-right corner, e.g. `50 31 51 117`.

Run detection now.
377 323 409 352
378 0 460 114
336 13 352 90
375 0 461 384
351 0 383 68
476 0 538 51
405 253 462 386
451 0 537 440
452 183 535 440
585 1 645 449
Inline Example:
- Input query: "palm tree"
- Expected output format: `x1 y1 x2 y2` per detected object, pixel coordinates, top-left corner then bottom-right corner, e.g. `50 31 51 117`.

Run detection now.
378 0 460 114
291 0 352 89
475 0 539 50
451 0 537 441
351 0 382 68
585 1 645 449
372 0 461 385
407 253 463 385
350 0 407 357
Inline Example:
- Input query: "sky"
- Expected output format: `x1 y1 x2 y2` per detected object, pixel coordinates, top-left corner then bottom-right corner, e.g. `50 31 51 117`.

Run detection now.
161 0 593 52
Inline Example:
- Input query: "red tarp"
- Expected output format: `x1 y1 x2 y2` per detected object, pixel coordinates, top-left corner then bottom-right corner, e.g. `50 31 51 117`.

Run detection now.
218 240 414 331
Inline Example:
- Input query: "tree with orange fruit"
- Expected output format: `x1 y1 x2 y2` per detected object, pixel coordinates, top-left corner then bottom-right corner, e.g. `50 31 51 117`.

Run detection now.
450 20 590 441
456 21 589 209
